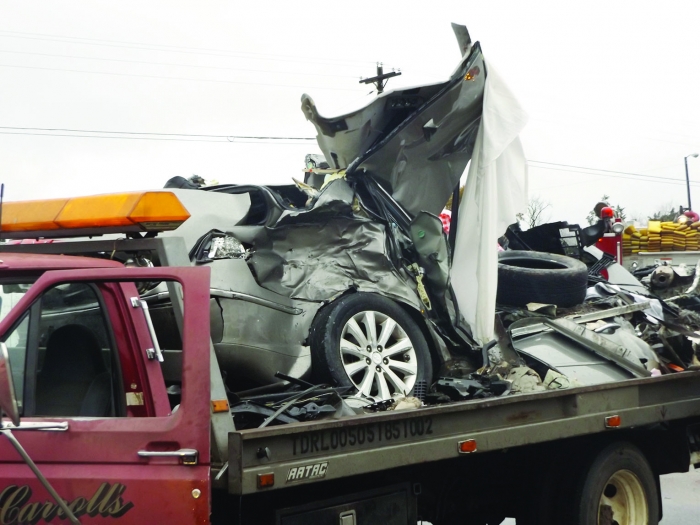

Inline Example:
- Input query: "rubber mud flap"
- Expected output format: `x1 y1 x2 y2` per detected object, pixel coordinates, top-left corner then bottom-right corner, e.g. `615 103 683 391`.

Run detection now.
497 250 588 307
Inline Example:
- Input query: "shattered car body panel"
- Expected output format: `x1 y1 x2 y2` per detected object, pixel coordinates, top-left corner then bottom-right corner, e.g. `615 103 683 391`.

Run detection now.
302 26 485 217
231 180 422 307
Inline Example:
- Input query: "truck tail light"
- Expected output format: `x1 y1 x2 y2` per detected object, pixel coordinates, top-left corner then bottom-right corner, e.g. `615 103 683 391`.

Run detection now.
605 415 622 428
458 439 477 453
257 473 275 489
1 191 190 238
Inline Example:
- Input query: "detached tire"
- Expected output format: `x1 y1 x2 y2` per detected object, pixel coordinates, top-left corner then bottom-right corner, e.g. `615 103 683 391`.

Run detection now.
497 250 588 307
310 293 432 400
573 442 659 525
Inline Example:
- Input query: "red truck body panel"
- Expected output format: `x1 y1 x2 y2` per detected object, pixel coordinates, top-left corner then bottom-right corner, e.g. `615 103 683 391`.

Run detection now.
0 264 213 524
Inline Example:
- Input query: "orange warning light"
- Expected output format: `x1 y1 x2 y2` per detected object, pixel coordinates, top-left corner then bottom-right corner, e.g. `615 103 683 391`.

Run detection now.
1 191 190 238
211 399 230 413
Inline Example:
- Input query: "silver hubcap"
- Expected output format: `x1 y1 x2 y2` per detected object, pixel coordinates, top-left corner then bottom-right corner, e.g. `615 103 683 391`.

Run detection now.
339 310 418 399
598 470 648 525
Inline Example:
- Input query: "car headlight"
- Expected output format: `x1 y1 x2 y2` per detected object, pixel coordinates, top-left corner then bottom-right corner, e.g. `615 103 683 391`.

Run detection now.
208 235 246 259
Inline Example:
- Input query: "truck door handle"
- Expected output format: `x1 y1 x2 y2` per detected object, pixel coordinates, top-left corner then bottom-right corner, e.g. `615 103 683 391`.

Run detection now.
130 297 164 362
1 422 69 431
137 448 198 465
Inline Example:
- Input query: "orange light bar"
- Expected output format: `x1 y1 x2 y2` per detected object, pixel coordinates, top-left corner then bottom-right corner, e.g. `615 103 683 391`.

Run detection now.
1 198 69 232
605 415 622 428
458 439 478 454
1 191 190 237
257 473 275 489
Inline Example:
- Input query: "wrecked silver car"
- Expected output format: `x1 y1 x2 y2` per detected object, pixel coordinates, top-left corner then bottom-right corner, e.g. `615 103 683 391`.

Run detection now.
150 21 700 405
146 23 487 399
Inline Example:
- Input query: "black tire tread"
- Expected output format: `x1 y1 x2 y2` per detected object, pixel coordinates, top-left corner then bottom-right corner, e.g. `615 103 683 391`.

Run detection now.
497 250 588 307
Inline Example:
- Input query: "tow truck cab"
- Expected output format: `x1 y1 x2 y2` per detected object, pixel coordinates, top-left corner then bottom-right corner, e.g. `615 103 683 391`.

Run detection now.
0 251 214 521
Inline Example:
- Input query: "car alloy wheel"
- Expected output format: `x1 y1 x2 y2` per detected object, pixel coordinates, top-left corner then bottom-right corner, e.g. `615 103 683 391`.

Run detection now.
340 310 418 399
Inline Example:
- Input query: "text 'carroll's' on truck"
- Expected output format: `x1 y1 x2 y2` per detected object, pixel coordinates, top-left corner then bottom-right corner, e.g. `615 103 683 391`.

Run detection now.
1 22 700 525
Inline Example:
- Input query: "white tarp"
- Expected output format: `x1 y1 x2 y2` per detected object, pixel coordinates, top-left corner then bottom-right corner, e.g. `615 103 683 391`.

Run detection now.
451 63 529 344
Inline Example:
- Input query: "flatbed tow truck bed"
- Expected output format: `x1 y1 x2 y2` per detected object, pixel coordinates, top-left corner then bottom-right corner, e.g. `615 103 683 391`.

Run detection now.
229 372 700 494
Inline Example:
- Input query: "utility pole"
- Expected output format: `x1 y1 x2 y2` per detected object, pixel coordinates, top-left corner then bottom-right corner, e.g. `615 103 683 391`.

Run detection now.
685 153 699 211
359 63 401 94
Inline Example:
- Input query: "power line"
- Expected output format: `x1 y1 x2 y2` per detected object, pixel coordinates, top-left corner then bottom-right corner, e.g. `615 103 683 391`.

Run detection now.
528 160 692 184
0 126 316 140
0 30 375 68
528 165 700 190
0 131 225 142
529 116 700 149
528 164 698 187
0 130 317 144
0 49 362 79
0 63 360 91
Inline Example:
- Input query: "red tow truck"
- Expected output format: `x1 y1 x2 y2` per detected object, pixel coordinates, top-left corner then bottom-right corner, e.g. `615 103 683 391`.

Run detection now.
1 191 700 525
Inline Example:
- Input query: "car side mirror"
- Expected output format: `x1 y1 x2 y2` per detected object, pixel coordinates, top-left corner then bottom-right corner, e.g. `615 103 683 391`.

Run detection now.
0 341 20 426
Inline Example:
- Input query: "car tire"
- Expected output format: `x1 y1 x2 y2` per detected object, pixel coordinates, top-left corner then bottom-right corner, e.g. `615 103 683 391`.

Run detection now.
572 442 659 525
497 250 588 307
310 293 432 400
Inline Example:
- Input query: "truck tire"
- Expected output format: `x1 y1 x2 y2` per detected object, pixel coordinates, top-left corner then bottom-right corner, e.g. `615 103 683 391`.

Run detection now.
572 442 659 525
310 293 432 400
497 250 588 307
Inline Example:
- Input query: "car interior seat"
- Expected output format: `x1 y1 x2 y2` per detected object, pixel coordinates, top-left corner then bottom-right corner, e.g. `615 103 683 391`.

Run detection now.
35 324 112 417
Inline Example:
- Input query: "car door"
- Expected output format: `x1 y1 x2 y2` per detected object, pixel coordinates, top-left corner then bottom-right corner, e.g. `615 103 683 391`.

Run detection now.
0 266 211 525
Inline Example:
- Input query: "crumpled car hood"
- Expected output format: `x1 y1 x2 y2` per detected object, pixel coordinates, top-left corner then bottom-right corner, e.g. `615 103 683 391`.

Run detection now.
301 23 485 216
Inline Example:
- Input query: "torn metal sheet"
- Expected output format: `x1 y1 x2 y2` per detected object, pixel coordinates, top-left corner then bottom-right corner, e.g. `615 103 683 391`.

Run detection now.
585 318 660 371
246 217 419 307
301 24 486 217
191 178 425 310
514 330 634 386
410 211 450 300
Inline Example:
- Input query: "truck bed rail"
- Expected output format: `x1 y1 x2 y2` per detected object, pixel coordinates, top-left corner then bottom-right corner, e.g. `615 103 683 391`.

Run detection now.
229 372 700 494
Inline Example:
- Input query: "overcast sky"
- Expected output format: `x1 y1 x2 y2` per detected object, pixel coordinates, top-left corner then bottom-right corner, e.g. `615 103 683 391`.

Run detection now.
1 1 699 226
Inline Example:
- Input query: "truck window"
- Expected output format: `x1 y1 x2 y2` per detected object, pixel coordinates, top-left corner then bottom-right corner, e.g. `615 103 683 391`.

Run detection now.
0 282 32 322
18 282 125 418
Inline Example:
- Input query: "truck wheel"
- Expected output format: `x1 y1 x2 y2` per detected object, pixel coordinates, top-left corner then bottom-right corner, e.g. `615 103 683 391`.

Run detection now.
310 293 432 400
573 442 659 525
497 250 588 307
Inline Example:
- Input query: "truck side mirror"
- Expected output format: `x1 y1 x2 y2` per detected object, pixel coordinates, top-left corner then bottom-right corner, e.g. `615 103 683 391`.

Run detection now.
0 342 20 426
